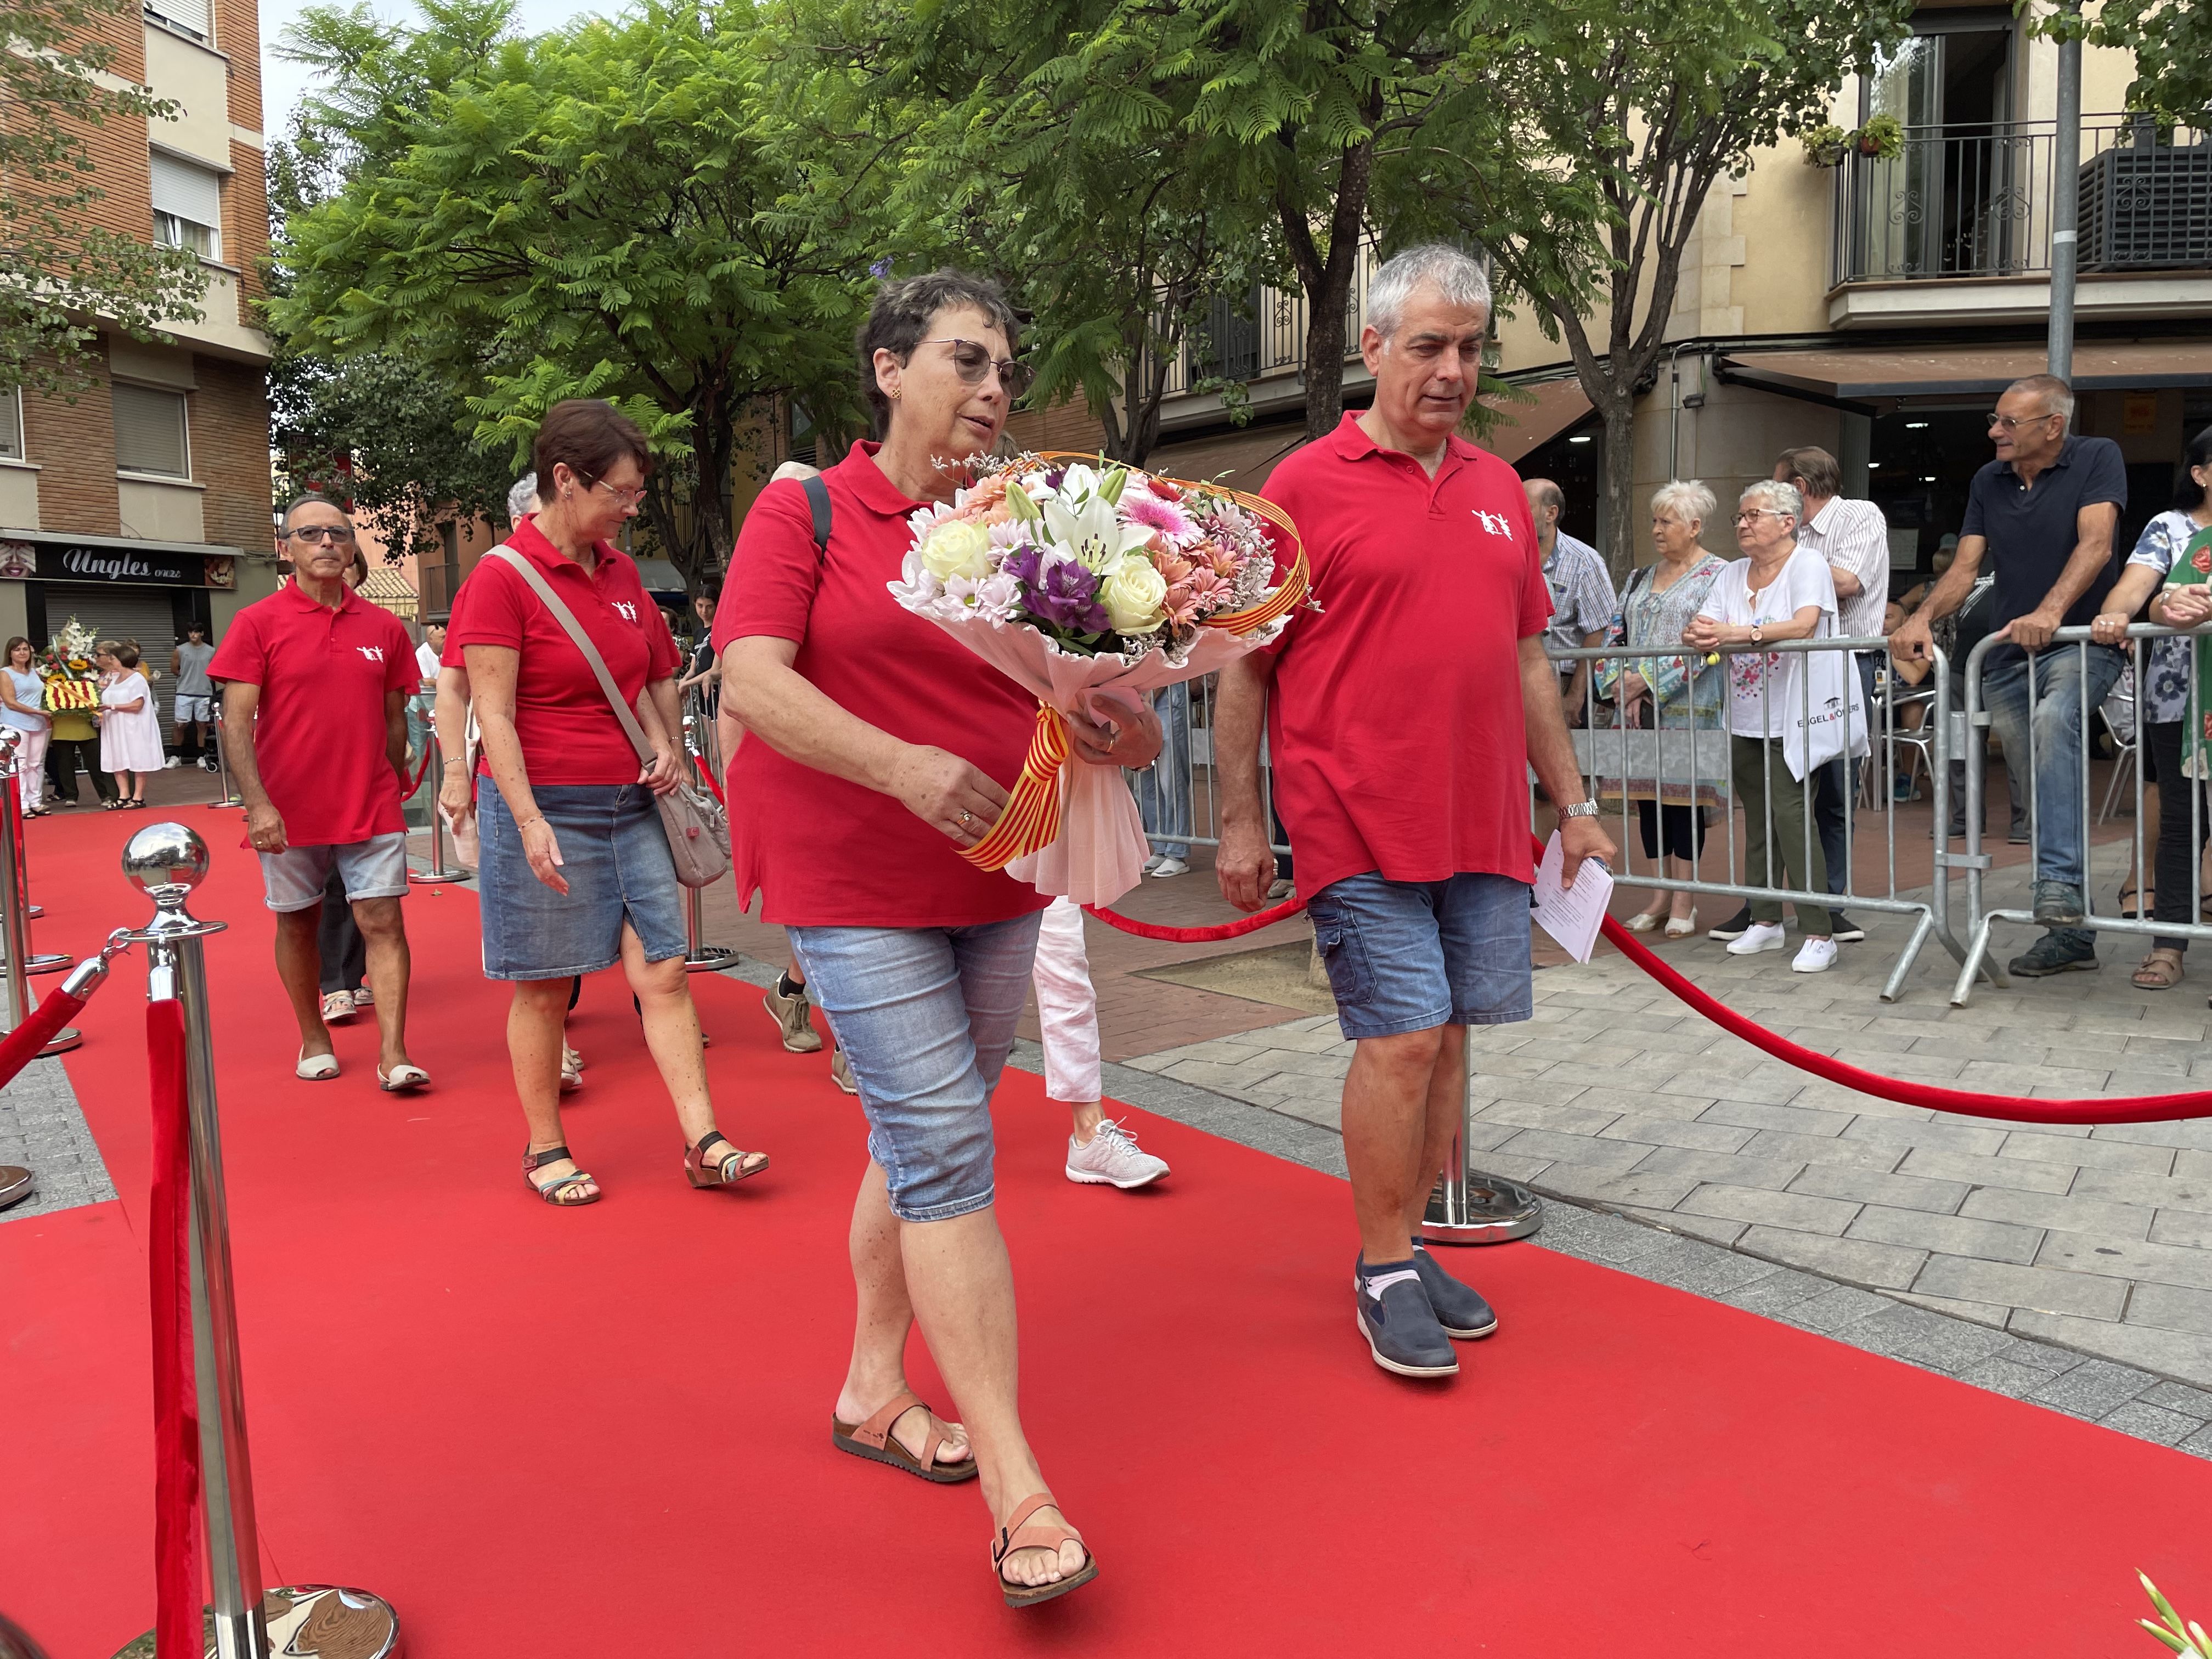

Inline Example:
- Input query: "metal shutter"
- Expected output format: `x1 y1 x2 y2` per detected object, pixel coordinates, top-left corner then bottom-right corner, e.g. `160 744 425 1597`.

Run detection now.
112 382 189 477
43 584 182 732
150 153 222 229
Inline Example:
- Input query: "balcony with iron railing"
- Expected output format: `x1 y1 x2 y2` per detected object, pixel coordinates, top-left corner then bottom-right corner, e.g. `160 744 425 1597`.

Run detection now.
1831 114 2212 296
1156 244 1378 413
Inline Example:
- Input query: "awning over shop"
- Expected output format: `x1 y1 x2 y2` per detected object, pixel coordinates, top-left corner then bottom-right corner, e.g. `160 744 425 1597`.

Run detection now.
1718 341 2212 404
1144 424 1310 492
1475 378 1595 464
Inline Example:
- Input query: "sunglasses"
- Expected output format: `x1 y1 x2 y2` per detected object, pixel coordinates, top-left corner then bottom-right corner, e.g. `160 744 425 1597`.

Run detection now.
919 337 1032 397
289 524 355 543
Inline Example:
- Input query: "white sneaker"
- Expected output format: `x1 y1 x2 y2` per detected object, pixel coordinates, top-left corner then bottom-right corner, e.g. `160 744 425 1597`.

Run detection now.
1065 1118 1169 1188
1142 854 1164 874
1725 921 1786 956
1150 856 1189 879
163 755 182 769
1792 938 1838 974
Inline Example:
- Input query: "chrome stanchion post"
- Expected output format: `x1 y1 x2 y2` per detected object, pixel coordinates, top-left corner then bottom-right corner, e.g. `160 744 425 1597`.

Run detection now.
207 705 242 811
680 702 739 974
1421 1026 1542 1245
407 732 465 886
111 825 401 1659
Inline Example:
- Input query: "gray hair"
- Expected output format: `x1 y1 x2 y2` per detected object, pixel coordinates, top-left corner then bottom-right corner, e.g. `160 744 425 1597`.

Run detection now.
1651 479 1716 526
507 473 539 522
1367 244 1492 340
2007 373 2076 422
280 493 352 534
1740 478 1803 521
858 268 1022 436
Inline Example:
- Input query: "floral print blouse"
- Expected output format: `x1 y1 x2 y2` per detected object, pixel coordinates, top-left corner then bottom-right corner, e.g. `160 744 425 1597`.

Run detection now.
2126 510 2212 724
1593 552 1729 729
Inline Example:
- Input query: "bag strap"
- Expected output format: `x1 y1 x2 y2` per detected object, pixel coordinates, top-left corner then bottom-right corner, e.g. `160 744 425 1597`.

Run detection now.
803 475 832 563
484 546 654 766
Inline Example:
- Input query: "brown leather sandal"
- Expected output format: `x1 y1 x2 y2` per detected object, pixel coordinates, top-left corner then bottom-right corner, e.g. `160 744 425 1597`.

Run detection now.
685 1130 769 1188
992 1494 1098 1609
522 1144 599 1206
831 1390 977 1483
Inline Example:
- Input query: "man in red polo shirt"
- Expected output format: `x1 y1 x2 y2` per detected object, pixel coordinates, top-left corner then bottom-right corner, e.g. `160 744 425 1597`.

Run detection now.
212 495 428 1090
1216 244 1615 1380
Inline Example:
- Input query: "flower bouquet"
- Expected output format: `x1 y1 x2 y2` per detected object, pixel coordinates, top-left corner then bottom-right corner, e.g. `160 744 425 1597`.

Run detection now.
890 452 1311 904
38 618 101 714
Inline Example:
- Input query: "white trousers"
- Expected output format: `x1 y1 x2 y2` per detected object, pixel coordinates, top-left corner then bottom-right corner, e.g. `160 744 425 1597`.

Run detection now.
1031 895 1101 1105
13 727 46 814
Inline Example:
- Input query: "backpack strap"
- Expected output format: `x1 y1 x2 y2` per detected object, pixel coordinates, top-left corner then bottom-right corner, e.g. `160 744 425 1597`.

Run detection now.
802 475 832 564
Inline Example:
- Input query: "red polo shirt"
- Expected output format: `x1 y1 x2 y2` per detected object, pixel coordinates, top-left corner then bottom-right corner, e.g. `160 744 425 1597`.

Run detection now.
207 580 417 847
1259 413 1551 895
712 442 1047 928
443 518 681 786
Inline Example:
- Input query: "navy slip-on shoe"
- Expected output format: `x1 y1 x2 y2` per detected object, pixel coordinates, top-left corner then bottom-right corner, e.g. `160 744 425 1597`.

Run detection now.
1411 1245 1499 1340
1353 1258 1458 1378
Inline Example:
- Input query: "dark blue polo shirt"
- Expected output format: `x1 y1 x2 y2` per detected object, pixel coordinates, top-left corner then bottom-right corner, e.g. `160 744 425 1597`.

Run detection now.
1961 433 2126 664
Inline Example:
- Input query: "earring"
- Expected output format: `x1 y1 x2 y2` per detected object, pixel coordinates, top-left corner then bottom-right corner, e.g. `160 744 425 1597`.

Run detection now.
888 385 902 400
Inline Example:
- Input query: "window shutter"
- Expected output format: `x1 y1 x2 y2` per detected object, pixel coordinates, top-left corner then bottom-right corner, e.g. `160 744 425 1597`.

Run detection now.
112 383 189 477
146 0 210 39
149 153 222 229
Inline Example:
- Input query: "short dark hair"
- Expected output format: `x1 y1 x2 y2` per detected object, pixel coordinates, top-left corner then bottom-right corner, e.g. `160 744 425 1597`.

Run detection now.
857 269 1021 437
2177 424 2212 512
186 622 206 637
534 399 651 493
695 575 723 605
281 493 352 533
1775 446 1841 500
109 641 141 669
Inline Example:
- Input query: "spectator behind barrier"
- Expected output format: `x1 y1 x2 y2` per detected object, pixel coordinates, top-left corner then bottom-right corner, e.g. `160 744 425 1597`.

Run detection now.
1526 476 1617 729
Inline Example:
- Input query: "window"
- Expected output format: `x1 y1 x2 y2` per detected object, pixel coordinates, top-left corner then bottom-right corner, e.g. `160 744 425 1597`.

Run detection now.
143 0 209 42
150 153 222 263
112 382 189 478
0 389 21 462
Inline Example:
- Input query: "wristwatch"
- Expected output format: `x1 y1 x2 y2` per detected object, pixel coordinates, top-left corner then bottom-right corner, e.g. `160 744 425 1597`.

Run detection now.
1750 622 1764 645
1562 799 1601 820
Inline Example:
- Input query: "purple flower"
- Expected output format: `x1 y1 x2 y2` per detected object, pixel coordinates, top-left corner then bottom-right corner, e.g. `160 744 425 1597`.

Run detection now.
1010 545 1108 633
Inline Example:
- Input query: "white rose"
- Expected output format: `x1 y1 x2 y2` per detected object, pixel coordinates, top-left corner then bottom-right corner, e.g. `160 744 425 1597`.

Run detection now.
918 518 994 583
1100 554 1168 633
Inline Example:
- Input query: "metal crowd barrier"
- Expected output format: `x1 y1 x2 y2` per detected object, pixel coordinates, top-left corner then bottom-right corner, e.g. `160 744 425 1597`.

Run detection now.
1950 622 2212 1005
679 683 740 973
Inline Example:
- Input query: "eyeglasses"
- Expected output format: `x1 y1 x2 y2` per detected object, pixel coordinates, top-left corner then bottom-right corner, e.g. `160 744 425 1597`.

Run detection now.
1734 510 1790 524
288 524 355 543
575 470 647 507
919 338 1033 397
1987 410 2059 432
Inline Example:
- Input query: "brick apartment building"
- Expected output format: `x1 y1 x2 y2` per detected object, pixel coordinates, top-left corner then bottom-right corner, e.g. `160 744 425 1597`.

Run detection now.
0 0 278 668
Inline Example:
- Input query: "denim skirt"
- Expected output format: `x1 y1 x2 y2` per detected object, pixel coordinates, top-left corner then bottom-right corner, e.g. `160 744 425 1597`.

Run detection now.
477 779 688 980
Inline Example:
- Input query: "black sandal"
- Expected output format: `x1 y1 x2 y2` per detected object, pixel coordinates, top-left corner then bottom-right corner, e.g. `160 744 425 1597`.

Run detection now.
522 1143 599 1206
685 1129 769 1188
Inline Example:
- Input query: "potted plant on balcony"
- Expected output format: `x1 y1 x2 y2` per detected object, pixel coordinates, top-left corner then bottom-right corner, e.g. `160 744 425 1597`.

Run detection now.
1801 123 1849 167
1854 112 1905 160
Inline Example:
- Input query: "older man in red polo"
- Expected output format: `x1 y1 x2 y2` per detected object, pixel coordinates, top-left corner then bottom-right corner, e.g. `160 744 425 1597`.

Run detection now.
1215 243 1614 1379
212 494 428 1089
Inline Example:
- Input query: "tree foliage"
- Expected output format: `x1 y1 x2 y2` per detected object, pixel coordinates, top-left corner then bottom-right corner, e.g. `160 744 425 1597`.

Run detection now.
0 0 206 396
2059 0 2212 128
271 0 879 590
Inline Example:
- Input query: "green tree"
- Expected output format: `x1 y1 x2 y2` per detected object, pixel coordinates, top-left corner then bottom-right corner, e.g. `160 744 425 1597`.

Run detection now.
272 0 877 590
1400 0 1912 571
2053 0 2210 128
0 0 206 395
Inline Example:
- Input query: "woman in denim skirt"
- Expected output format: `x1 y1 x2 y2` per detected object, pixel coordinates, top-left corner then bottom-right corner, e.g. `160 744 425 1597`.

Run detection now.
719 270 1158 1609
449 398 769 1205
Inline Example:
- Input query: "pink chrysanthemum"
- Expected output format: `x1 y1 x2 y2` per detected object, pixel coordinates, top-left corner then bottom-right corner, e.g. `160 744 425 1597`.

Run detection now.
1122 490 1197 544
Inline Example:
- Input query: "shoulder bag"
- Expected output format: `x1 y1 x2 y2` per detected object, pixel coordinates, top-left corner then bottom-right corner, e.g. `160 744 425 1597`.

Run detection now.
484 546 730 888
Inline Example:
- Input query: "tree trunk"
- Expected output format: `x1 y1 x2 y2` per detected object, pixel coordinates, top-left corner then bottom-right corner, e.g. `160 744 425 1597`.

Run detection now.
1302 282 1351 439
1599 393 1638 586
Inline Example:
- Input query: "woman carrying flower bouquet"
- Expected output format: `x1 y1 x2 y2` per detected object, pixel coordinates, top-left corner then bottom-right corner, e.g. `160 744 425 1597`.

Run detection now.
718 270 1159 1609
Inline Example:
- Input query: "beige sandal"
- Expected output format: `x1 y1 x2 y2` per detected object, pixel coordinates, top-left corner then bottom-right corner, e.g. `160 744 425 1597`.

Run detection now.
830 1390 976 1483
2133 947 2185 990
992 1494 1097 1608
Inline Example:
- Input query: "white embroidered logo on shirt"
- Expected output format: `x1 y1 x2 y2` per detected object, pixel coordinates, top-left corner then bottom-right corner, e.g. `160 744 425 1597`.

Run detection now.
356 646 385 663
612 600 639 622
1471 510 1514 536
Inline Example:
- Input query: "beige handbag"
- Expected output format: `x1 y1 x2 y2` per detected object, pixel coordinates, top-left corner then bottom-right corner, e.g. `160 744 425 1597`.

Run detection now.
484 548 730 888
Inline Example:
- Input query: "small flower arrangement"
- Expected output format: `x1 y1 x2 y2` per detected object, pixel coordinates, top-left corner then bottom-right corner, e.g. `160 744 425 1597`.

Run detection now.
37 617 101 713
889 450 1312 903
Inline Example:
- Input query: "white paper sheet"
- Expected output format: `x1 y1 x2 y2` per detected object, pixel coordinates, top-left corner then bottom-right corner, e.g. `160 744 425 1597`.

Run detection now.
1531 831 1612 964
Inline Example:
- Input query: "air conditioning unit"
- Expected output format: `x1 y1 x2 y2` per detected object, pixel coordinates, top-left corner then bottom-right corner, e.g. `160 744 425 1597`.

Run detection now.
2077 134 2212 272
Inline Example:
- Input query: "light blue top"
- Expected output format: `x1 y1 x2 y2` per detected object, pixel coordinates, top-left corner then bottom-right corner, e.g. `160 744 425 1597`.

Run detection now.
2 667 46 732
173 639 215 698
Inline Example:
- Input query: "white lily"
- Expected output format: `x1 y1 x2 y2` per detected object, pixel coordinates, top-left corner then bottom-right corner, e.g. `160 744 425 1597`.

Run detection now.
1042 470 1154 573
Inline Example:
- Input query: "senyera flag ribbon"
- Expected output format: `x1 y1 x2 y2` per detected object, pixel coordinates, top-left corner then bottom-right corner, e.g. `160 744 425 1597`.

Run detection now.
890 448 1313 905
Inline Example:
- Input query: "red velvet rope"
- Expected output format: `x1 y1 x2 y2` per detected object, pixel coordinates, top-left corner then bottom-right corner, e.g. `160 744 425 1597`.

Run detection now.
694 753 726 806
406 744 435 797
0 986 83 1087
1082 892 1309 942
146 997 201 1659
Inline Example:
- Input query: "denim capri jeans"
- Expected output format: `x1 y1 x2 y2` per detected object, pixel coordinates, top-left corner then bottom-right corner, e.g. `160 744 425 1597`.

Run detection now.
476 779 689 979
1306 870 1533 1041
788 911 1043 1223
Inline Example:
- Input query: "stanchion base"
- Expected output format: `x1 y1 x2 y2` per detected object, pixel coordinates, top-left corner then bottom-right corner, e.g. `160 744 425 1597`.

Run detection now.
206 797 243 811
0 1166 31 1211
36 1026 79 1058
1421 1174 1544 1246
685 944 743 974
111 1584 401 1659
24 905 38 919
408 870 468 885
21 953 71 976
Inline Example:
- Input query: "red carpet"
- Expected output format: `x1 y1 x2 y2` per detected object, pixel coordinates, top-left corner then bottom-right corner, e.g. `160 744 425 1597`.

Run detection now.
4 808 2206 1656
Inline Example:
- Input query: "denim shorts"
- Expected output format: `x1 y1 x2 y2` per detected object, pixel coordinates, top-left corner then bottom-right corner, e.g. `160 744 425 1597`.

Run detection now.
788 911 1043 1223
1306 871 1533 1041
476 779 687 980
258 833 409 912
